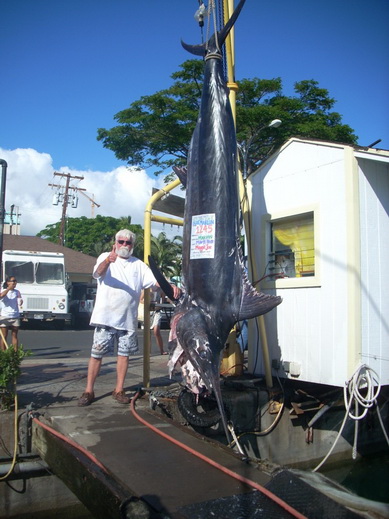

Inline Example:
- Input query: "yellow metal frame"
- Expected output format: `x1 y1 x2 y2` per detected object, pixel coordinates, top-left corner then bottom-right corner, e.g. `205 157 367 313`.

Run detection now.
143 179 183 387
224 0 273 388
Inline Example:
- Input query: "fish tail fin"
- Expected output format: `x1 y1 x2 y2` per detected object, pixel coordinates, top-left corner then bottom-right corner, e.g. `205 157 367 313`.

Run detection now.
181 0 246 56
217 0 246 48
181 40 206 57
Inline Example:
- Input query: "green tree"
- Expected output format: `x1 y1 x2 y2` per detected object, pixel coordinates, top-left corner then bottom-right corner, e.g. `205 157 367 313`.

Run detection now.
149 232 182 278
97 60 203 178
97 60 357 179
37 215 143 257
36 218 182 278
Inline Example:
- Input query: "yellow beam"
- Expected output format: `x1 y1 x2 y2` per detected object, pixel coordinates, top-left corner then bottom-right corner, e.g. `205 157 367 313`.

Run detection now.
151 215 183 226
143 178 182 387
224 0 273 389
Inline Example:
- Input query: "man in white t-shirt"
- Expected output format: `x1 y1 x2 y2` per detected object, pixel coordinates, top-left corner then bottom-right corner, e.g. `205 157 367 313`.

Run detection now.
78 229 179 407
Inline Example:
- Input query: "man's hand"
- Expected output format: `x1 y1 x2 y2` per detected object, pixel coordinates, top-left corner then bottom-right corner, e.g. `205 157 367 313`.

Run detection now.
107 244 118 263
96 245 117 277
171 285 181 300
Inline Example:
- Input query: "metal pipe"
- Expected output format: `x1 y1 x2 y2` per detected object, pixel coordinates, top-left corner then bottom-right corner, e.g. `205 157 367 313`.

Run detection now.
0 460 50 480
0 159 8 280
143 178 182 387
222 1 274 389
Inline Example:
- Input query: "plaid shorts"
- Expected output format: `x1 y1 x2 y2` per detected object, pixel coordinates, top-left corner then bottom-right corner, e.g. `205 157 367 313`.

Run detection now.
91 326 139 359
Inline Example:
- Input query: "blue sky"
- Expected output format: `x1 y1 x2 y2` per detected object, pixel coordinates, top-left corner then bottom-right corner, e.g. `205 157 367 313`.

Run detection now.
0 0 388 235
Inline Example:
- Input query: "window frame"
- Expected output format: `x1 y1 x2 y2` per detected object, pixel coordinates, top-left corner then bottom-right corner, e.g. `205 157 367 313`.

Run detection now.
5 260 35 284
35 262 65 285
260 205 321 289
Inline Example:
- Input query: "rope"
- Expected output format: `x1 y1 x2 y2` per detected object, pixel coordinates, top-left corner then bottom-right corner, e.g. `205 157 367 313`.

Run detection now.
312 364 389 472
204 0 221 55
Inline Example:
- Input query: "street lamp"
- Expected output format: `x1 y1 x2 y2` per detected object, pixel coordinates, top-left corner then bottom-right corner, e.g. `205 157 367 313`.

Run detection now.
268 119 282 129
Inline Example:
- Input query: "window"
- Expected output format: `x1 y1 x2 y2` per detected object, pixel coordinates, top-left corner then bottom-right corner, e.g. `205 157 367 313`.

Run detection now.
268 212 315 279
5 260 65 285
5 261 34 284
36 263 64 285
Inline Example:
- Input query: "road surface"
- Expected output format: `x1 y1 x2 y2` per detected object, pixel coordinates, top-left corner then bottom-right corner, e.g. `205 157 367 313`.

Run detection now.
17 325 171 359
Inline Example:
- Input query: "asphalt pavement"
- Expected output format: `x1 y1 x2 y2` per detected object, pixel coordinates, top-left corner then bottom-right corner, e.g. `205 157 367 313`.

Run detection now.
17 327 171 359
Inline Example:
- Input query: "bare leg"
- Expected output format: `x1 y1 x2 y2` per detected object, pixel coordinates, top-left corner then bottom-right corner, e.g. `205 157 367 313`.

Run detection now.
115 355 129 393
11 327 19 350
85 357 102 394
153 325 165 354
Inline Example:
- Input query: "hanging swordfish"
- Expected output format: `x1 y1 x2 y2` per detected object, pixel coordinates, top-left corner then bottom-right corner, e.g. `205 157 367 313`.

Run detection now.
159 0 281 439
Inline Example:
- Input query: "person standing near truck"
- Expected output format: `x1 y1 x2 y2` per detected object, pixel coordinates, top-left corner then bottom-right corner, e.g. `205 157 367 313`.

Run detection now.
0 276 23 350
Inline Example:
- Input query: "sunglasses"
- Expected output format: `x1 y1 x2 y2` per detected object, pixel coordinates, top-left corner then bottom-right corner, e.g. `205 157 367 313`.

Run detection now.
9 279 17 283
117 240 132 246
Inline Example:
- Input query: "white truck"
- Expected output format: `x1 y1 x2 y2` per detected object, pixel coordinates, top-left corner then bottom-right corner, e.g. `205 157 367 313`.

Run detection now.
2 250 71 327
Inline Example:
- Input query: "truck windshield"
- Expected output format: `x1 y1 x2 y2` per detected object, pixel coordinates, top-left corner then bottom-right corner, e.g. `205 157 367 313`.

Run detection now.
36 263 64 285
4 260 64 285
5 261 34 283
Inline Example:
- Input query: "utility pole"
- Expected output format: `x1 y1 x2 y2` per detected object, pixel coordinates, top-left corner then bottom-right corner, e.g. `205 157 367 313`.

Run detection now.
49 172 84 246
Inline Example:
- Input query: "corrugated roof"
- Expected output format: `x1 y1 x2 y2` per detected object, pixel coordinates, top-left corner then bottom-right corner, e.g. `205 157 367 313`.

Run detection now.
2 235 95 275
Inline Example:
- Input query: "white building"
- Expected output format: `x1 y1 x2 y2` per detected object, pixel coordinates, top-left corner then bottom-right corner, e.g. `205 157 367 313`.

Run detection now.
247 138 389 387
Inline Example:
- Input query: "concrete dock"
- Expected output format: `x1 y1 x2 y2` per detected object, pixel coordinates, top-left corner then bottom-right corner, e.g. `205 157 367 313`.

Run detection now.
1 350 384 518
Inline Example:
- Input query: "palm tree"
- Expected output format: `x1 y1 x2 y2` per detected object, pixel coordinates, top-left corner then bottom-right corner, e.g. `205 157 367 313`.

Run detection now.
93 241 111 257
150 232 182 279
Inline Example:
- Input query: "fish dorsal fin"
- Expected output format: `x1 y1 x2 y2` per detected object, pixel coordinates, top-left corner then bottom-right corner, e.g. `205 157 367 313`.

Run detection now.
239 269 282 321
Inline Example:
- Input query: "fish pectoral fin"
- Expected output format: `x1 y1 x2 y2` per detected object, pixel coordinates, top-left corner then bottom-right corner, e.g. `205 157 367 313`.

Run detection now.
148 255 178 302
239 279 282 321
172 165 188 188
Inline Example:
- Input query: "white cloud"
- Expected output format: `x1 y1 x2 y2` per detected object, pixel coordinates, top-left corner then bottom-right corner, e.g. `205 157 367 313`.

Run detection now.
0 147 183 239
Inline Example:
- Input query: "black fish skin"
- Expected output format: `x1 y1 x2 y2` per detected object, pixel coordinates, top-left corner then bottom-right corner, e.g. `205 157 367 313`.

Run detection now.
171 0 281 439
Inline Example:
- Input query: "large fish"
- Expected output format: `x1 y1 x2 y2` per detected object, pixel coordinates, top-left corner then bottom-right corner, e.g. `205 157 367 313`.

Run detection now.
158 0 281 440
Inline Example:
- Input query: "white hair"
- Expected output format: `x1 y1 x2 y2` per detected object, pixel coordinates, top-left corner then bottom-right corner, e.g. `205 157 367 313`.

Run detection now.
115 229 136 245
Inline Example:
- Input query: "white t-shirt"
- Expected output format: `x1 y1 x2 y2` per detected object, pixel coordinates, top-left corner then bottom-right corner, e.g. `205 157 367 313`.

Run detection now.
0 289 22 318
90 253 157 331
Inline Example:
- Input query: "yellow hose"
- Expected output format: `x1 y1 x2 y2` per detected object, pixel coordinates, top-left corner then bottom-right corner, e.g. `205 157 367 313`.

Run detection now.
0 331 19 481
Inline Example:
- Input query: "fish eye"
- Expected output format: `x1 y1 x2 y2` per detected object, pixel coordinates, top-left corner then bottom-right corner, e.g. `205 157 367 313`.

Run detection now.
199 350 208 360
